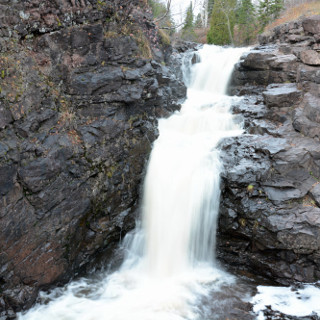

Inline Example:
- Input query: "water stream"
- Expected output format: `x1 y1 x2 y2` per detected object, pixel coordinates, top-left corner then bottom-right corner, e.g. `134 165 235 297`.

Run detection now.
18 45 320 320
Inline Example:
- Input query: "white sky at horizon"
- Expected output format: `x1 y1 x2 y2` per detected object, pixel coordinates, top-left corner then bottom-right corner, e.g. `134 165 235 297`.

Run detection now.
160 0 205 25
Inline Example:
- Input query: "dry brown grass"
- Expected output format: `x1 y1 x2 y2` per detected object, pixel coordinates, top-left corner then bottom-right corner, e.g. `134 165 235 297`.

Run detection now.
134 31 152 59
158 29 171 46
265 1 320 31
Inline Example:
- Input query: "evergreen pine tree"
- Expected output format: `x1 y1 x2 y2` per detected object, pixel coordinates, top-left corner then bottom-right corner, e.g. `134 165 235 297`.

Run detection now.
258 0 271 31
207 0 237 45
207 0 215 19
183 2 194 31
182 2 196 41
271 0 284 19
258 0 284 32
236 0 256 44
195 13 203 28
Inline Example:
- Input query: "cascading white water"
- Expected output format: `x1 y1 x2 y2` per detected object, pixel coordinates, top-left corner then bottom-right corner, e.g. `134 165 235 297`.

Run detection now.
142 46 245 277
18 45 247 320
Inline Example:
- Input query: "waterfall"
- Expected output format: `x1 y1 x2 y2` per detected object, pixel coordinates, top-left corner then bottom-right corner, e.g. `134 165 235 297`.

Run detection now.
18 45 247 320
142 45 245 277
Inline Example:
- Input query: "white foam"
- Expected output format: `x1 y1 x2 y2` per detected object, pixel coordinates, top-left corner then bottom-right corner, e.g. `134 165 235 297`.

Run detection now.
252 284 320 318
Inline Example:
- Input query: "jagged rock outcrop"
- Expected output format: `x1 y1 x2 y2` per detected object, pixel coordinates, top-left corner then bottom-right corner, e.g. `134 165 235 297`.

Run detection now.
219 16 320 285
0 0 186 316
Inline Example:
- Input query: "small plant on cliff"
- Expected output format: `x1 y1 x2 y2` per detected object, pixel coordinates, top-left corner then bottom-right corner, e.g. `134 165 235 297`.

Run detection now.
104 31 118 38
158 29 171 46
247 184 254 193
310 171 320 182
133 31 152 59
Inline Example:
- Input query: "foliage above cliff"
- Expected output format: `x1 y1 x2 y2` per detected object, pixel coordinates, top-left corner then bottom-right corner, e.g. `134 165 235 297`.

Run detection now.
205 0 320 45
264 0 320 32
207 0 284 45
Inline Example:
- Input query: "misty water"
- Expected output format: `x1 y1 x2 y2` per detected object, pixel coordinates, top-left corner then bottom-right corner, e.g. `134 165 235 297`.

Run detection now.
18 46 320 320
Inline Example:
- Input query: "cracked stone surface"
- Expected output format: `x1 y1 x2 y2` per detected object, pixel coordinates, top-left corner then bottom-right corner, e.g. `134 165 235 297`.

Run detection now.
220 16 320 285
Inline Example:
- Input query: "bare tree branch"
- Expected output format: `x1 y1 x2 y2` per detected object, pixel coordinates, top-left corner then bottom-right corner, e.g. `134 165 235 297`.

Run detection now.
155 0 203 31
154 0 172 23
159 21 185 30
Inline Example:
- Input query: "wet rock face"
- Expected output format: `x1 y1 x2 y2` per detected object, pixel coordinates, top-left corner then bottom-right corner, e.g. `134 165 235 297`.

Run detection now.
0 0 186 315
221 16 320 285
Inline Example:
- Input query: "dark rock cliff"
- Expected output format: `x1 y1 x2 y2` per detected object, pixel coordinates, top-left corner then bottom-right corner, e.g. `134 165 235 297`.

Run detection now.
219 16 320 285
0 0 186 316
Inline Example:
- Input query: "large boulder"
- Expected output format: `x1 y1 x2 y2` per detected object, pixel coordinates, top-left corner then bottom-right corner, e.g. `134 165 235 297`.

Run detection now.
230 48 298 90
300 50 320 66
263 83 302 108
302 15 320 35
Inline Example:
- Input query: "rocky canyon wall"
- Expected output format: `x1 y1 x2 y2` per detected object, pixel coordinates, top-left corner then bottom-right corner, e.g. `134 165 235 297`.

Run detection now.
0 0 186 316
219 16 320 285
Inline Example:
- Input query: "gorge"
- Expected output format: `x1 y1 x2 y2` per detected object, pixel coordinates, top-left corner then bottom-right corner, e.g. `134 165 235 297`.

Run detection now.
17 44 248 320
1 1 320 319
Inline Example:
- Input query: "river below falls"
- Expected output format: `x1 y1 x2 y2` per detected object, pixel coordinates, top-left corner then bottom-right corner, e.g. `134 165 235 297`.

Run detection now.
18 45 320 320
